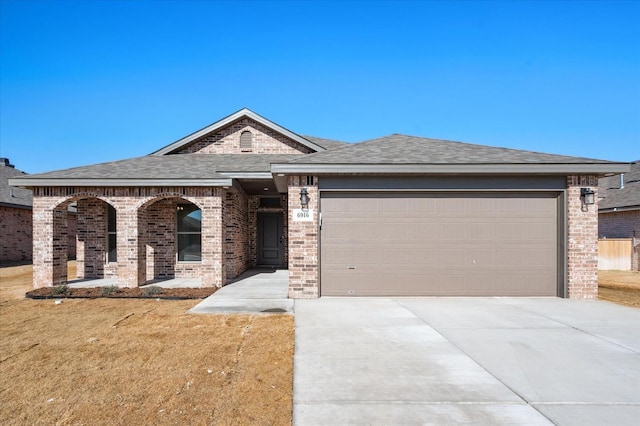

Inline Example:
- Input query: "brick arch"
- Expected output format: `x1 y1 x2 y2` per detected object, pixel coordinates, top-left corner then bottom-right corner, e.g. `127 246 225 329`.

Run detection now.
136 193 205 212
49 192 116 211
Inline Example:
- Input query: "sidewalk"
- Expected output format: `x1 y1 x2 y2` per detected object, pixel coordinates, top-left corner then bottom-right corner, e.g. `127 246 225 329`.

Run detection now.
189 269 292 314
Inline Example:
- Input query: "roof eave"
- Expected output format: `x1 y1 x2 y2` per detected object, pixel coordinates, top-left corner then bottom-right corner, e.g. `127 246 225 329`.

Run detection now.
8 178 234 187
151 108 325 155
217 172 273 179
270 163 631 175
0 201 32 210
598 205 640 213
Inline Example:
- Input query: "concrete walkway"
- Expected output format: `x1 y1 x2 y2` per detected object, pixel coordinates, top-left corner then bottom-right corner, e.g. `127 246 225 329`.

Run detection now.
294 297 640 425
189 269 292 314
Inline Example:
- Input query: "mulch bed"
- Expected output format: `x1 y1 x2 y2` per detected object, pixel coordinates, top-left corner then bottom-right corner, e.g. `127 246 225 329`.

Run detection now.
26 285 217 300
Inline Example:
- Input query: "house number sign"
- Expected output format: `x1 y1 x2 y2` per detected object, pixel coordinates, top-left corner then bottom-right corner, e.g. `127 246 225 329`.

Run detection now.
293 209 313 222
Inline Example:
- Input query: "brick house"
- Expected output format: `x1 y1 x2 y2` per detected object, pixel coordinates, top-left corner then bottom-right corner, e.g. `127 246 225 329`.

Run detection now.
9 108 629 298
1 158 33 263
598 160 640 270
1 158 77 264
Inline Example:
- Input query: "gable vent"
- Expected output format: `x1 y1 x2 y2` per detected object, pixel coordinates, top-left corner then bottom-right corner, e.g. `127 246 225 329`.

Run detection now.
240 131 253 151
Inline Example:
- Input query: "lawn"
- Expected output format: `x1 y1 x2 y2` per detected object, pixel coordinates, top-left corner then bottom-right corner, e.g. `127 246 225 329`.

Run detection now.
598 270 640 308
0 264 294 425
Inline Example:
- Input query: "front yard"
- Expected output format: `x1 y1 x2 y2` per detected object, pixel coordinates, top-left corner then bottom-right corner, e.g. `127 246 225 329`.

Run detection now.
0 264 294 425
598 270 640 308
1 263 637 425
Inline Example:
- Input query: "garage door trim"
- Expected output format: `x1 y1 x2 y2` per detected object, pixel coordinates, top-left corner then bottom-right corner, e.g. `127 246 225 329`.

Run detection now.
319 189 566 297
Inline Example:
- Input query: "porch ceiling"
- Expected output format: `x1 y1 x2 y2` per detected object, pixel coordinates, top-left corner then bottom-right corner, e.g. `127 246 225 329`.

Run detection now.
237 179 280 195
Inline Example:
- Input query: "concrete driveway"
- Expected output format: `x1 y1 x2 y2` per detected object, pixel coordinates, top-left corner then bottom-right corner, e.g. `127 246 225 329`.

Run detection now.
294 297 640 425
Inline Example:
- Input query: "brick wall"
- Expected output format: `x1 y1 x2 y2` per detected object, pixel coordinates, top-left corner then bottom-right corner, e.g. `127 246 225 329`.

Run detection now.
248 196 260 267
0 206 32 263
32 186 224 289
599 210 640 271
76 198 112 279
144 199 176 280
287 176 318 298
224 187 249 280
176 118 313 154
567 175 599 298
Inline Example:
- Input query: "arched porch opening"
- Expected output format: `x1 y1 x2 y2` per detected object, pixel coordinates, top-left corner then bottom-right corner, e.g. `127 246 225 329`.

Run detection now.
33 194 115 288
138 196 204 286
75 197 118 282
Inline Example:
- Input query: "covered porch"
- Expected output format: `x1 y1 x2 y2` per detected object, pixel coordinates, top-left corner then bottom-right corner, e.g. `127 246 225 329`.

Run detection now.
28 178 288 290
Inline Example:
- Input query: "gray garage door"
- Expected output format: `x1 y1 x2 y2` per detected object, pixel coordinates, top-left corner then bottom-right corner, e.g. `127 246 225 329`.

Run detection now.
320 192 559 296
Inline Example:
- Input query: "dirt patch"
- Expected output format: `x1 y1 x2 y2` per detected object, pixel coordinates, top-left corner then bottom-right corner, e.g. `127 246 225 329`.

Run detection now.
598 270 640 308
0 264 294 425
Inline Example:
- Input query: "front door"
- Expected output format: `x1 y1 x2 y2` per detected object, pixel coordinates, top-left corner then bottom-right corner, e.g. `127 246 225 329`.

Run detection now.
257 212 284 267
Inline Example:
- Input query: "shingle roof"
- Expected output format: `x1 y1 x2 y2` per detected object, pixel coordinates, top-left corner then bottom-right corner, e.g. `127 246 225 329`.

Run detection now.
0 159 32 208
302 136 349 151
286 134 617 165
9 154 304 184
598 160 640 211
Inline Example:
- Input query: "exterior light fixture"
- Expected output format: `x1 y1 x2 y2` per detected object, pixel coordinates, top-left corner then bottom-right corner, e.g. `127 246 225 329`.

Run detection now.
581 188 595 206
300 188 310 210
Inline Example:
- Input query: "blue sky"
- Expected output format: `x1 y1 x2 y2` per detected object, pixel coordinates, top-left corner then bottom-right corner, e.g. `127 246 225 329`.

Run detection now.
1 0 638 174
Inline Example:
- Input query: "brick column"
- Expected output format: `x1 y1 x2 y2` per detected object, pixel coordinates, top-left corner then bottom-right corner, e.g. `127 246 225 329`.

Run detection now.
137 210 148 285
567 175 599 298
116 207 139 288
287 176 319 298
32 198 68 288
201 188 225 287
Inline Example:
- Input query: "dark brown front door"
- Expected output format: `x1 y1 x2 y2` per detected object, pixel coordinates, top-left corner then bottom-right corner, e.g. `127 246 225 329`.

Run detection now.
257 212 284 267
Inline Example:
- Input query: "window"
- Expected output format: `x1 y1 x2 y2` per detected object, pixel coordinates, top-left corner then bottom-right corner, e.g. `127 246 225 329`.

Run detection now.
177 204 202 262
240 131 252 151
107 205 117 263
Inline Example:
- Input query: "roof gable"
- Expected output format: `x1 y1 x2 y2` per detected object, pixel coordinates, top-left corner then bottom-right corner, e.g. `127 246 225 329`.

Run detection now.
151 108 325 155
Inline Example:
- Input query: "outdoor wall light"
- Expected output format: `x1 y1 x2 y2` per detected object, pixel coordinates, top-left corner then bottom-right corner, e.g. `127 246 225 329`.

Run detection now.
581 188 595 206
300 188 310 210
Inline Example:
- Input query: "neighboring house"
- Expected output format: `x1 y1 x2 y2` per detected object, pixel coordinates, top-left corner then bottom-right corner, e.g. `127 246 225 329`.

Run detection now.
9 108 629 298
598 160 640 270
1 158 77 264
1 158 33 262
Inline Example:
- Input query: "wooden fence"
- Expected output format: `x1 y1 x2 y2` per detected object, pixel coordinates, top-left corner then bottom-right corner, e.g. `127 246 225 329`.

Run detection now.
598 238 633 271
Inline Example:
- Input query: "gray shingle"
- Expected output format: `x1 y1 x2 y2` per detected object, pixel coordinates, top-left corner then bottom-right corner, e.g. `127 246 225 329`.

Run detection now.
15 154 305 180
287 134 618 165
598 160 640 210
0 160 32 208
302 136 350 150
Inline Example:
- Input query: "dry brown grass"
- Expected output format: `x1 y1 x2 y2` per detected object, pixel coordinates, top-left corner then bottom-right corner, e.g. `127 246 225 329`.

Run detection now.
0 264 293 425
598 270 640 308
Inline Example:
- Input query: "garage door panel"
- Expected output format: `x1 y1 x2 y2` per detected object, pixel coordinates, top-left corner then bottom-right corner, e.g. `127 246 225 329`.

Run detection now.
321 192 559 297
437 224 469 240
525 223 557 240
